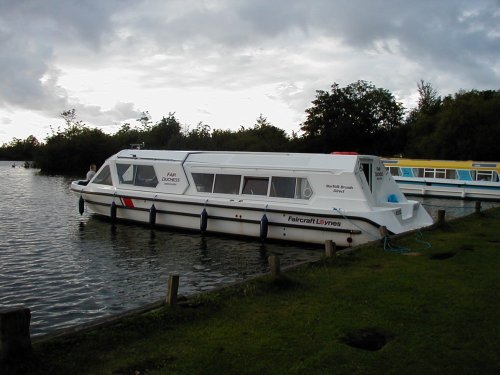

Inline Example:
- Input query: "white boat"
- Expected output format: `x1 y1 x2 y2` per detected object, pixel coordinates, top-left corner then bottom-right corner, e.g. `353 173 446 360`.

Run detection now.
70 150 433 247
382 158 500 201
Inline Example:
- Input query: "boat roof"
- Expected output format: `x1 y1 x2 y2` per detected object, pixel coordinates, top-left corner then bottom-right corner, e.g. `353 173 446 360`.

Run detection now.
382 158 499 171
114 149 368 172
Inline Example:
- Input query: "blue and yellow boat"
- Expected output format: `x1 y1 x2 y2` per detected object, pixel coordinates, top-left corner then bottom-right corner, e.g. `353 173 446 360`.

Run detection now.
382 158 500 201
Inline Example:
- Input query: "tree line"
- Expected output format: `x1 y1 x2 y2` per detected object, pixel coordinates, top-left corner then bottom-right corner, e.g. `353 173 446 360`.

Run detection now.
1 80 499 175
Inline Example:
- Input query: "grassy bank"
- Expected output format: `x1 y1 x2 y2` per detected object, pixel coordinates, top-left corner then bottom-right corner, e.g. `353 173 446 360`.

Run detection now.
9 208 500 374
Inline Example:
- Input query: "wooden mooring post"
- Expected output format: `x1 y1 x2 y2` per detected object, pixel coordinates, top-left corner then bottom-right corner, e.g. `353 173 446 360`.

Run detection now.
166 275 180 306
437 209 446 227
268 255 281 277
475 201 481 214
0 306 34 364
325 240 337 258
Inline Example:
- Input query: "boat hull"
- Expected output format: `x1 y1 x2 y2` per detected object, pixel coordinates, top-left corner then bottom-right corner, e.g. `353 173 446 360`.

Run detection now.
81 191 383 247
395 178 500 201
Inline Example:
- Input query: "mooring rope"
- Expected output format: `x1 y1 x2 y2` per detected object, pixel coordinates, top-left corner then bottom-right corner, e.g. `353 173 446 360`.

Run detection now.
332 207 432 254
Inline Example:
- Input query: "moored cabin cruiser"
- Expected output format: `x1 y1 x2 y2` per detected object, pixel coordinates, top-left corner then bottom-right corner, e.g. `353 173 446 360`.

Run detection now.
383 158 500 201
70 150 433 247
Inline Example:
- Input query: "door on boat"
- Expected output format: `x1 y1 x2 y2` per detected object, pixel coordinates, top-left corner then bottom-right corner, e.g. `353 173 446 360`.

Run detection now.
360 159 372 192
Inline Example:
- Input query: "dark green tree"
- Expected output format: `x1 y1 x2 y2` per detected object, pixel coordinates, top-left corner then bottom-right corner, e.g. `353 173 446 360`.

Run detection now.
301 81 405 155
143 113 182 149
112 123 144 150
35 109 114 175
404 81 442 157
405 87 500 160
181 122 213 150
231 115 290 151
0 135 40 161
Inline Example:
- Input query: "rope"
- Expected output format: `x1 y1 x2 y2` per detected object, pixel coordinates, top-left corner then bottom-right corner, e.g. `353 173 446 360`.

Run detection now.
383 230 432 254
333 207 432 254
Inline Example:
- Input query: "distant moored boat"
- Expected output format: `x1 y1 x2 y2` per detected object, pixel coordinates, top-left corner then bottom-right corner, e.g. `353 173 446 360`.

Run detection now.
382 158 500 201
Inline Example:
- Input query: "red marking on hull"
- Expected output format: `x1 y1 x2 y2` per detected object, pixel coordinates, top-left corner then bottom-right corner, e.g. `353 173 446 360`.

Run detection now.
122 197 135 208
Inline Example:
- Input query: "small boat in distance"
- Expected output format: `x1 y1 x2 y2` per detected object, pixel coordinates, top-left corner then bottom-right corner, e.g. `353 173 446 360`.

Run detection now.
70 150 433 247
382 158 500 201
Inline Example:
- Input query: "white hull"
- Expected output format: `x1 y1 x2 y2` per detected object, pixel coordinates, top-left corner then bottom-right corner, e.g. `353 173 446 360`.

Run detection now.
71 150 434 246
395 177 500 201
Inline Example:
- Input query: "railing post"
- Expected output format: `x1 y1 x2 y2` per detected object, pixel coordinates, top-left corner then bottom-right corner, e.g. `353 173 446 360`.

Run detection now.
325 240 337 258
268 255 281 277
437 209 446 226
166 275 180 306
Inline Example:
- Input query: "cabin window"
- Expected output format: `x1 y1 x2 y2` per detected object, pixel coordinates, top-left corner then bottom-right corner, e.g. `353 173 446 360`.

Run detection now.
424 168 434 178
423 168 446 179
135 165 158 187
270 177 312 199
116 163 158 187
296 178 313 199
213 174 241 194
117 164 135 184
242 177 269 195
387 167 400 176
476 170 494 181
400 167 415 177
435 169 446 179
413 168 424 178
457 170 473 181
93 165 113 185
270 177 295 198
446 169 456 179
192 173 214 192
424 168 446 178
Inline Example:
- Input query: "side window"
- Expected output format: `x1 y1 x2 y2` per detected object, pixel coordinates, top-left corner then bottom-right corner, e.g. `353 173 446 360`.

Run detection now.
435 169 446 179
270 177 295 198
117 164 158 187
413 168 424 178
424 168 435 178
242 177 269 195
93 165 113 185
270 177 312 199
476 170 493 181
117 163 135 184
446 169 456 179
135 165 158 187
192 173 214 192
213 174 241 194
296 178 313 199
388 167 399 176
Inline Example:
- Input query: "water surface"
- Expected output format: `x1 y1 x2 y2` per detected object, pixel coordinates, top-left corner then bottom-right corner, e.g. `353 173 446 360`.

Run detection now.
0 162 321 336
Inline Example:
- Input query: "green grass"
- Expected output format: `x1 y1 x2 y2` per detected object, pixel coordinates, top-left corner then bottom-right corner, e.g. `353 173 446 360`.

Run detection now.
7 209 500 374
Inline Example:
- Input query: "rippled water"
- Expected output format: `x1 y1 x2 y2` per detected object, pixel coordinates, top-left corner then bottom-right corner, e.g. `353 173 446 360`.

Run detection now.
1 161 498 338
0 162 324 337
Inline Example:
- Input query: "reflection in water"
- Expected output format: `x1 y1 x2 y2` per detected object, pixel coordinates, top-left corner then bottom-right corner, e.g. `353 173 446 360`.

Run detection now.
0 161 498 337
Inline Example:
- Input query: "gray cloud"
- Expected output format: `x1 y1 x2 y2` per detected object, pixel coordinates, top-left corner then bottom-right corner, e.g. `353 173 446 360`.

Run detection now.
0 0 498 137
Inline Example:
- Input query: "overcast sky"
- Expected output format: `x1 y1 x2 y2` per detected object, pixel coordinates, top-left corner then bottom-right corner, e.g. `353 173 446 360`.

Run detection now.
1 0 499 144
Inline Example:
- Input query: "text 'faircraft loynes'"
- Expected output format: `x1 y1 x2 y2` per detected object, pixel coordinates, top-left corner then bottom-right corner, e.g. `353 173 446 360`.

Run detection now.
70 150 433 247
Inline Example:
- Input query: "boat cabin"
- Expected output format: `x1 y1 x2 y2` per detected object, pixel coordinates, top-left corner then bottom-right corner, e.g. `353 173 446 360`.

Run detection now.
383 159 500 182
